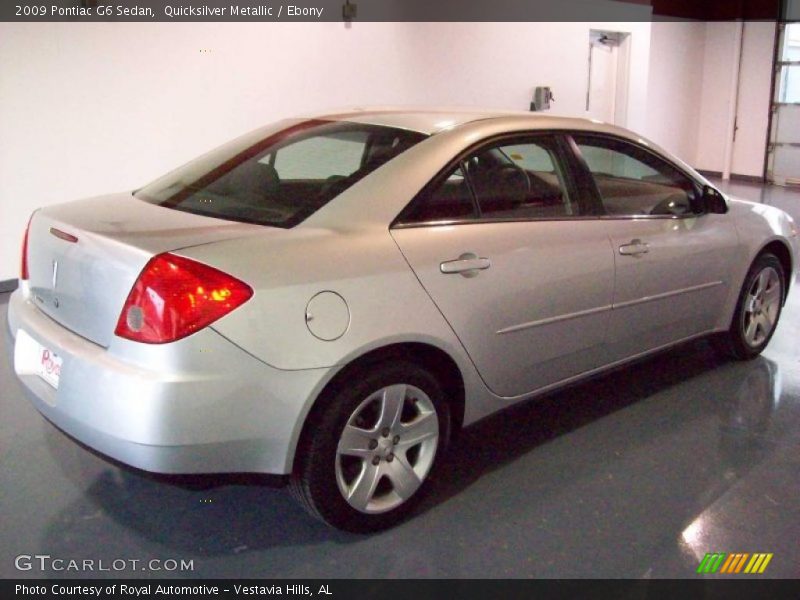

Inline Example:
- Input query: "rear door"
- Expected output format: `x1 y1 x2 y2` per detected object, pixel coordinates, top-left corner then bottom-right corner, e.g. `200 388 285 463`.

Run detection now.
569 134 739 360
391 134 615 398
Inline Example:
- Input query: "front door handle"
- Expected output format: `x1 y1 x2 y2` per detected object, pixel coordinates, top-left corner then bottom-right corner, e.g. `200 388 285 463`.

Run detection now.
440 253 492 277
619 239 649 256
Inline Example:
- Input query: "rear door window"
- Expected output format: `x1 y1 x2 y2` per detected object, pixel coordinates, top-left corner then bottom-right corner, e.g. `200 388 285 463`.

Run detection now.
397 165 477 224
395 134 581 226
467 138 576 219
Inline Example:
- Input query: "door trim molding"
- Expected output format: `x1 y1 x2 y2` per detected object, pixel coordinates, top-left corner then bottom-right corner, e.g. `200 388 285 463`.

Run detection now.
612 280 724 310
496 304 612 335
495 280 724 335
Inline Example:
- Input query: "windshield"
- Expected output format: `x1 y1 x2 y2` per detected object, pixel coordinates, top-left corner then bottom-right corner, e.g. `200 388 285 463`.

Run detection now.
135 119 427 228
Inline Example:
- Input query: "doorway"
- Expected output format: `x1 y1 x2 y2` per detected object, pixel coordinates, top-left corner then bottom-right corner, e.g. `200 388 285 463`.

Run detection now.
586 30 631 127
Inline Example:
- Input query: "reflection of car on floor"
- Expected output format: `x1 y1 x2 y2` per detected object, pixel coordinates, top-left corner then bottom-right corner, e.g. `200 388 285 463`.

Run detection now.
717 357 782 460
8 108 798 531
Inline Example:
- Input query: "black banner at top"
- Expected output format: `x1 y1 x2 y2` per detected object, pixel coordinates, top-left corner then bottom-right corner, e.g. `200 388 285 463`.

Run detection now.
0 0 786 23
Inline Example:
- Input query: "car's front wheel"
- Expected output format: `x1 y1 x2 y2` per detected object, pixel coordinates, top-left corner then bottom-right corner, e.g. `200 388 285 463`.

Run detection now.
290 361 450 532
717 252 786 360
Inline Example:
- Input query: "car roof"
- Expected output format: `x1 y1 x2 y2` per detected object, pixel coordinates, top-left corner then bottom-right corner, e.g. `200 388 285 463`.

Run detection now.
297 106 710 230
300 106 633 137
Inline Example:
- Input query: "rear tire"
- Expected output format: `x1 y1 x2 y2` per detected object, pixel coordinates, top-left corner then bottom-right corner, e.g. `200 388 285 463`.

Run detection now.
290 361 451 533
715 253 785 360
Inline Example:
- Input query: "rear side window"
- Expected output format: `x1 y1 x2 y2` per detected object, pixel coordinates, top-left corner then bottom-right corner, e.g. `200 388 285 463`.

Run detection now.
467 139 575 219
136 120 426 228
397 165 476 224
396 134 575 226
573 135 699 217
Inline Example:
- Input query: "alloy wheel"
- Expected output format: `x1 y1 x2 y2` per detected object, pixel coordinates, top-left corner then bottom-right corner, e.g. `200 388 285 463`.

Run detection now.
335 383 439 514
742 266 782 347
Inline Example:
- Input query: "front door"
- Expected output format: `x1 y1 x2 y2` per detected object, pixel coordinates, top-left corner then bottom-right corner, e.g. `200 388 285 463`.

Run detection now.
570 134 739 360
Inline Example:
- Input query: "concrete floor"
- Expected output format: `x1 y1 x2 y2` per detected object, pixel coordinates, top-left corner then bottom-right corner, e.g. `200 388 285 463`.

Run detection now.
1 180 799 579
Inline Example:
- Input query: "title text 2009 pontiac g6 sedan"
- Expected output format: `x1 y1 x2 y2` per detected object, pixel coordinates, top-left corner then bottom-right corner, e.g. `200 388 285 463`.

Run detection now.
8 109 798 531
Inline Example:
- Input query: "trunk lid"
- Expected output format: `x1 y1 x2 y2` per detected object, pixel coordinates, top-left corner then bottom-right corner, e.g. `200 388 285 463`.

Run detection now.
26 193 265 347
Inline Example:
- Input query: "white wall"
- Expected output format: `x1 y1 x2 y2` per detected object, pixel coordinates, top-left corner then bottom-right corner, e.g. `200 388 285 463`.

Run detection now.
0 23 417 281
695 22 739 173
398 22 652 132
644 21 706 163
0 21 654 281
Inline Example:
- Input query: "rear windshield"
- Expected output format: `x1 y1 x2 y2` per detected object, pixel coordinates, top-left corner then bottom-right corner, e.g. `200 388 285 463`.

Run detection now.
135 120 427 228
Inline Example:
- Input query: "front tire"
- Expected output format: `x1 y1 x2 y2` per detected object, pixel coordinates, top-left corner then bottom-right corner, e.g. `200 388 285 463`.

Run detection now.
290 361 450 532
717 253 785 360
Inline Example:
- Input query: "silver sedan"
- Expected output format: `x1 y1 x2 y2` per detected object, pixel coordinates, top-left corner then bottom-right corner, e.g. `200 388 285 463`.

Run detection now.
8 109 798 531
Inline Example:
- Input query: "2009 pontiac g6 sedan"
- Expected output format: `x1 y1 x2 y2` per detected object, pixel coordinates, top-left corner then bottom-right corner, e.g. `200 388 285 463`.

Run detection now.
8 108 798 531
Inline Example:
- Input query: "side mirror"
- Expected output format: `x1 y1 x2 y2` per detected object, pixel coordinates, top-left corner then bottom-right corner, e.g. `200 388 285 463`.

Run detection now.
701 185 728 214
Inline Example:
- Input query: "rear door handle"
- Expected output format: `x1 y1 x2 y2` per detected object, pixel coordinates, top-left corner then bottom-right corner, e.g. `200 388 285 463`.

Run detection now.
619 239 649 256
440 253 491 277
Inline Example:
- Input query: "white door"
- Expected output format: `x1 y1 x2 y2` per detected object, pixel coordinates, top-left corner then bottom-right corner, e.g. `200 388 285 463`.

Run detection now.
586 31 630 126
588 40 617 123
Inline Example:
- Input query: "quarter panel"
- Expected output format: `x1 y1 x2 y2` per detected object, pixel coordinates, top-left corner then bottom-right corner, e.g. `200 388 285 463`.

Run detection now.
178 226 471 373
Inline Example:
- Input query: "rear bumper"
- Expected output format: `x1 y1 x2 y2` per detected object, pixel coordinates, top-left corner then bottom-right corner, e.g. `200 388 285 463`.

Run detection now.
7 287 332 475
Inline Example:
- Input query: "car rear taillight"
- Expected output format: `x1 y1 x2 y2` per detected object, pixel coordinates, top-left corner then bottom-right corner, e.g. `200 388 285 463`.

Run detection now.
20 212 34 280
115 253 253 344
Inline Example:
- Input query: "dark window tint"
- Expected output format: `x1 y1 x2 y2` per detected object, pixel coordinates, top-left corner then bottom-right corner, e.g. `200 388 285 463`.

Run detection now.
573 135 698 217
467 139 575 219
397 165 476 224
136 120 427 228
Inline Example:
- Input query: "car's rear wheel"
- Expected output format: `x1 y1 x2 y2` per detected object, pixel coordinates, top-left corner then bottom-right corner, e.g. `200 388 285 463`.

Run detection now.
716 253 785 360
290 361 450 532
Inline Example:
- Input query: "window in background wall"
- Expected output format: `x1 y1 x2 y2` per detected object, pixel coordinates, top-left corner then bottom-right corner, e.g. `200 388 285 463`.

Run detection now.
767 19 800 185
777 23 800 102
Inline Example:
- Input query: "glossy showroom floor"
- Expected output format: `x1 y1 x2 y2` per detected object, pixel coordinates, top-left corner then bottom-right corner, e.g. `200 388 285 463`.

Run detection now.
1 179 799 579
